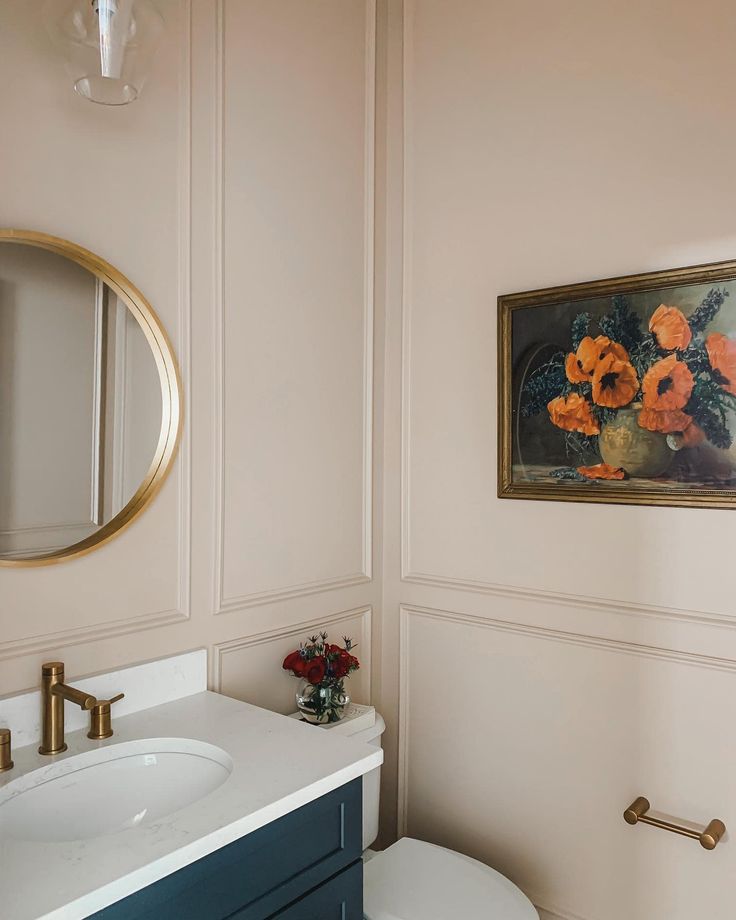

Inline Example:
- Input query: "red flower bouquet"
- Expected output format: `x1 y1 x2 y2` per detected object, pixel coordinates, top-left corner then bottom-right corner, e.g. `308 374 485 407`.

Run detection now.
282 632 359 723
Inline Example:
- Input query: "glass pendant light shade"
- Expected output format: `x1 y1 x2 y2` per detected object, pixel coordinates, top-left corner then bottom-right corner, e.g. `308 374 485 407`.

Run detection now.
43 0 165 105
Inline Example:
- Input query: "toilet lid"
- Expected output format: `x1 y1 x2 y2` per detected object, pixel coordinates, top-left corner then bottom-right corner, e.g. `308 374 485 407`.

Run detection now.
363 838 539 920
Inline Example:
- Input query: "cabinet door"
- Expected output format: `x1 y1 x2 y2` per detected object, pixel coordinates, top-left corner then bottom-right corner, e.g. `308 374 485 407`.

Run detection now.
90 780 362 920
267 860 363 920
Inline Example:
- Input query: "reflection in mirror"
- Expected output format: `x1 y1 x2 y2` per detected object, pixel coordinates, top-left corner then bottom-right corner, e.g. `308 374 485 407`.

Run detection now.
0 243 163 560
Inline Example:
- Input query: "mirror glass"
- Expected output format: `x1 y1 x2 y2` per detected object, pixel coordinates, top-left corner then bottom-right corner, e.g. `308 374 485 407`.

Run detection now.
0 236 178 563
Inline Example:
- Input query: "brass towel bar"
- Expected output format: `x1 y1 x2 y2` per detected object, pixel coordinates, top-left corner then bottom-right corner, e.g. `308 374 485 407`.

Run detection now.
624 797 726 851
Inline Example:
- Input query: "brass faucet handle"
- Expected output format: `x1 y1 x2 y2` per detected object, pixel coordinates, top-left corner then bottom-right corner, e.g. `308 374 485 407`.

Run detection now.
100 693 125 707
0 728 13 773
87 693 125 741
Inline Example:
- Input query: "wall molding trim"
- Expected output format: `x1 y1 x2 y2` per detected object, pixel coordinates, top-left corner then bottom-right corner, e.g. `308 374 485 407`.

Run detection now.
212 0 377 615
397 602 412 837
216 573 373 616
402 603 736 675
212 0 226 614
212 605 373 697
0 608 188 663
397 602 736 836
172 0 193 624
361 0 377 588
402 571 736 630
399 0 414 595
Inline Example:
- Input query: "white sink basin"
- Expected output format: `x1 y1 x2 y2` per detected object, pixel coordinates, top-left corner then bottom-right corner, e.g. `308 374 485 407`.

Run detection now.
0 738 233 843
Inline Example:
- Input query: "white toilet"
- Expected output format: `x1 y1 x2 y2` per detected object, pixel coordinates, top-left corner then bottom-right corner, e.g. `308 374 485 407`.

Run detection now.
326 707 539 920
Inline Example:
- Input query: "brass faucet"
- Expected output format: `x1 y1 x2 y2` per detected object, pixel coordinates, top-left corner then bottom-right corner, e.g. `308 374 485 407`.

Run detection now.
39 662 98 755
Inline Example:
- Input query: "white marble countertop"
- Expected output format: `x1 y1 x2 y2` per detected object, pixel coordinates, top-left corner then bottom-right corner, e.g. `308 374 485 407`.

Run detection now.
0 691 383 920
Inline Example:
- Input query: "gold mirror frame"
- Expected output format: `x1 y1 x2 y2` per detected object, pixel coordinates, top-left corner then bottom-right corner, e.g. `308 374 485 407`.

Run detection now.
0 229 182 566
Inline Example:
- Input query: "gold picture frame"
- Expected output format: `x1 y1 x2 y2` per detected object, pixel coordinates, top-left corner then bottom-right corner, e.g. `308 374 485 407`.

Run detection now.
0 229 182 565
499 259 736 509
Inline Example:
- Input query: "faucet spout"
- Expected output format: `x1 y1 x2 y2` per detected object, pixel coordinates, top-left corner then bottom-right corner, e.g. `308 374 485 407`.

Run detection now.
51 684 97 711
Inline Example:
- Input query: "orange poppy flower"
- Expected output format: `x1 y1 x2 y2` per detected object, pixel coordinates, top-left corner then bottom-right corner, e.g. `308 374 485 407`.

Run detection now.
649 304 692 351
547 393 600 436
565 351 590 384
565 335 629 383
706 333 736 396
577 463 627 480
638 407 693 434
641 355 694 411
591 354 639 408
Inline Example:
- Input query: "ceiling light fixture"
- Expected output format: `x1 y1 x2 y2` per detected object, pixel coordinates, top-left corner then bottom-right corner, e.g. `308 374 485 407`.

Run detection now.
44 0 165 106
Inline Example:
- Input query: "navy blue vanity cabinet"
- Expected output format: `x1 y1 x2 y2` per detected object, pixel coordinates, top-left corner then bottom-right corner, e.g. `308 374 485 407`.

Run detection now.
89 779 362 920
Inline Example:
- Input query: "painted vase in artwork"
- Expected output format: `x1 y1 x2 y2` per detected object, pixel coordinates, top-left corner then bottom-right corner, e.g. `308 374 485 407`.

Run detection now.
599 405 674 478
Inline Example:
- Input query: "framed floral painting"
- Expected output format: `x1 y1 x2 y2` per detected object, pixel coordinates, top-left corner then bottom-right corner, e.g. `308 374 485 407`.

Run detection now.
498 260 736 508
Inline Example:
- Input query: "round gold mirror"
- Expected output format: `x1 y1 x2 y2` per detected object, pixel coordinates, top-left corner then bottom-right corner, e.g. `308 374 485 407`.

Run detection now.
0 230 181 566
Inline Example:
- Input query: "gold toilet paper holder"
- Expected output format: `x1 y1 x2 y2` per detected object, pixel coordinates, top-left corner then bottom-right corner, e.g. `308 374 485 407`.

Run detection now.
624 797 726 851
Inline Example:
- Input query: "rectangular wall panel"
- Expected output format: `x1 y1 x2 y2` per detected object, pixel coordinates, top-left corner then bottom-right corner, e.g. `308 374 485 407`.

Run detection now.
401 607 736 920
219 0 374 608
402 0 736 619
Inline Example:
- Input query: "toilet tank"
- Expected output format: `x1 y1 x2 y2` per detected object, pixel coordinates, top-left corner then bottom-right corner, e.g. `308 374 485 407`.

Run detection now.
344 711 386 851
289 705 386 850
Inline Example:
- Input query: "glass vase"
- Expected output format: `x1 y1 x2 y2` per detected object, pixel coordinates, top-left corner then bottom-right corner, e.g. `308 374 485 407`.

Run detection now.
296 679 350 724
